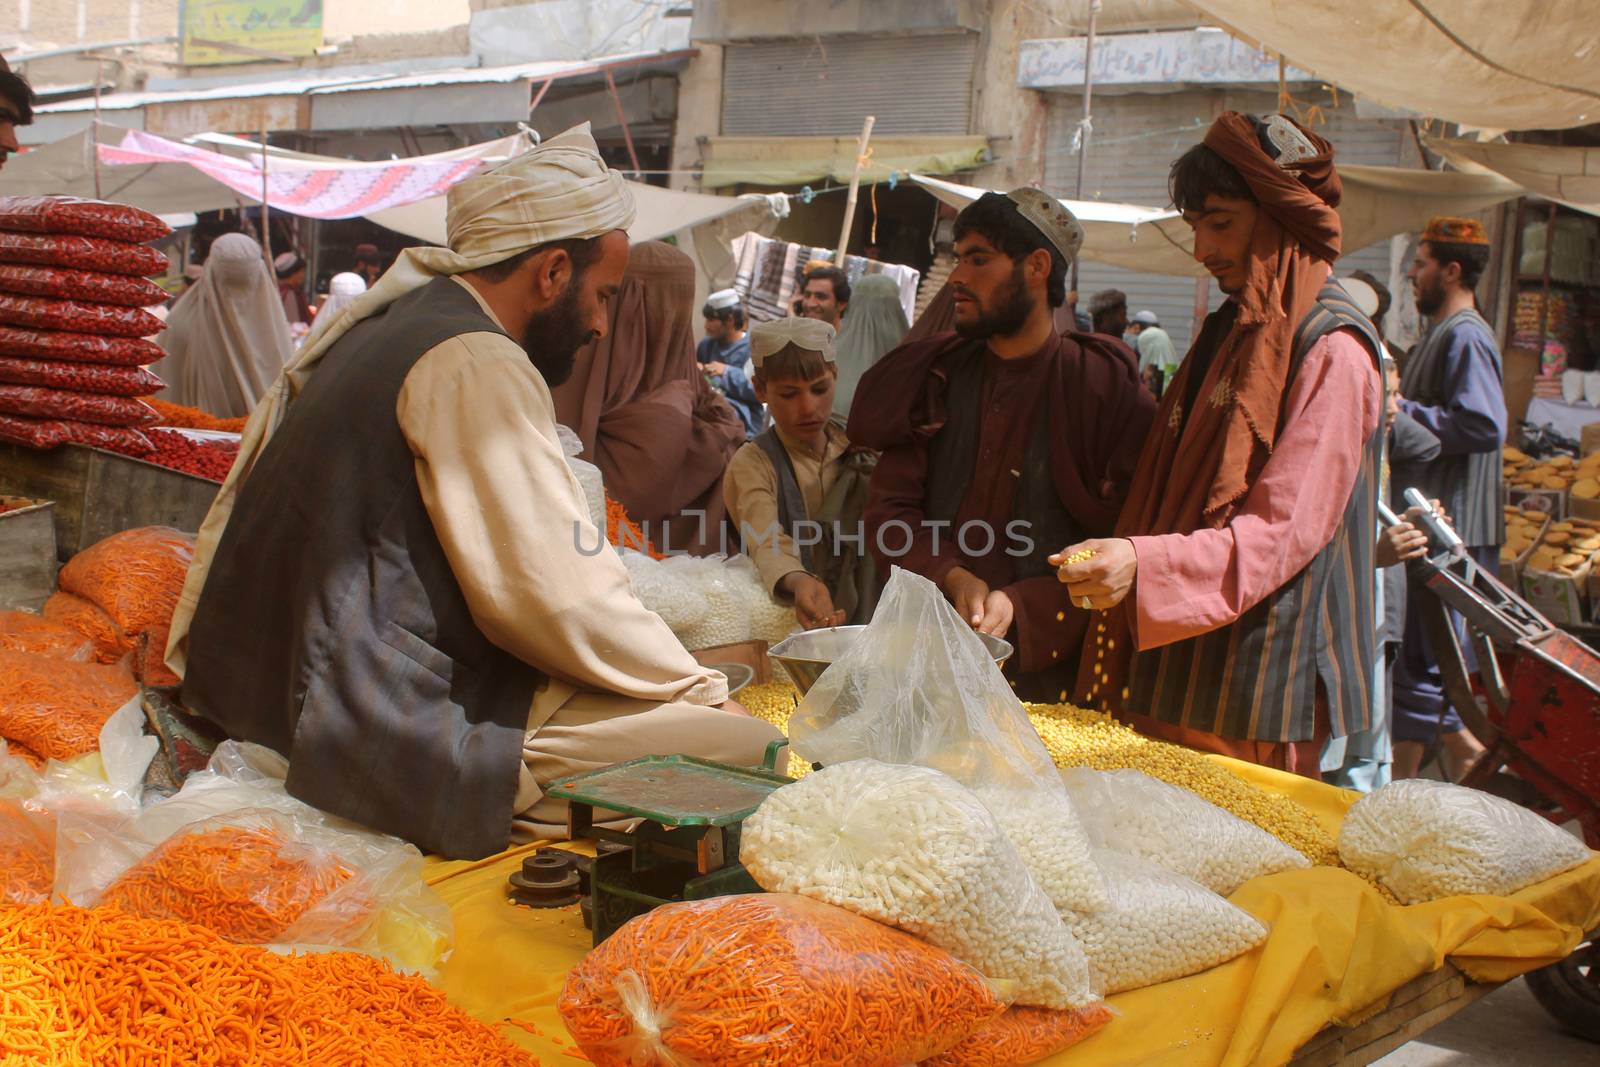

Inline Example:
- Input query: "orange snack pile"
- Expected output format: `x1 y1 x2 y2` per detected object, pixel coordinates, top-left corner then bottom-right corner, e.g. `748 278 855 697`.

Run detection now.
0 902 541 1065
144 396 248 433
0 609 94 660
0 800 53 904
42 590 133 662
560 893 1004 1067
58 525 195 637
922 1004 1116 1067
99 825 363 944
0 650 137 759
605 494 664 560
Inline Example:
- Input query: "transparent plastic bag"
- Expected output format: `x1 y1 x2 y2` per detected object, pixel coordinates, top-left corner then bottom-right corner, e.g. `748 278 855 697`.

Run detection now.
0 355 164 396
0 797 53 903
559 892 1006 1067
0 324 166 365
0 195 171 243
921 1003 1116 1067
0 411 154 454
1061 767 1310 895
0 293 165 338
0 609 95 661
0 263 172 307
0 230 170 276
0 650 138 761
788 567 1107 916
59 526 196 638
1338 779 1593 903
1068 850 1268 995
741 759 1100 1010
619 550 710 632
0 383 158 426
43 590 134 662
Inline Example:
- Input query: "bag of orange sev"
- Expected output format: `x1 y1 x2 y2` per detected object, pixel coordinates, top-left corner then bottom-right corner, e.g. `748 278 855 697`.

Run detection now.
58 526 195 638
0 609 94 660
0 797 54 903
41 590 133 662
560 893 1007 1067
0 649 137 760
921 1004 1116 1067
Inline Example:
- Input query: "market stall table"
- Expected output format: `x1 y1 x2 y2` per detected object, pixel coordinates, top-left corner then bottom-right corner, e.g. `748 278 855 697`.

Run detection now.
422 755 1600 1067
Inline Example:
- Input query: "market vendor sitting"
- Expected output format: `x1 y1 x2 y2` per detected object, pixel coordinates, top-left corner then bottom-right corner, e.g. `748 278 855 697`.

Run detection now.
166 124 782 861
723 317 878 631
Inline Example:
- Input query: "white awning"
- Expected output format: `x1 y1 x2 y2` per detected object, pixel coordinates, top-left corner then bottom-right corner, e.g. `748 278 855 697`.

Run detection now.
1425 137 1600 216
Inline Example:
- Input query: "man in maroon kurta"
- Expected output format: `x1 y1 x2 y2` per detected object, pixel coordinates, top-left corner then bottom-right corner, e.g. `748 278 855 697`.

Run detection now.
849 190 1156 701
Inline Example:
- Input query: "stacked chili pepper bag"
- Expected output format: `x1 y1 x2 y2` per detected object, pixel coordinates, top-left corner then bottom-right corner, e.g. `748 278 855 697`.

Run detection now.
0 196 173 456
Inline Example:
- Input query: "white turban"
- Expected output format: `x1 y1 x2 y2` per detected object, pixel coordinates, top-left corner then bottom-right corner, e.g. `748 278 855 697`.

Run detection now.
167 123 636 678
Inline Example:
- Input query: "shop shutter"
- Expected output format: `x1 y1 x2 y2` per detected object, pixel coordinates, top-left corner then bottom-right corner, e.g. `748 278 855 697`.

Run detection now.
721 34 978 137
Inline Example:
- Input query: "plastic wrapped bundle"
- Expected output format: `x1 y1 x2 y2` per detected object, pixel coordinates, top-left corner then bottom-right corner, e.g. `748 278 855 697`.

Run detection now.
1061 767 1310 894
1339 779 1592 903
618 551 710 632
741 759 1100 1010
922 1004 1115 1067
1067 850 1268 995
560 893 1006 1067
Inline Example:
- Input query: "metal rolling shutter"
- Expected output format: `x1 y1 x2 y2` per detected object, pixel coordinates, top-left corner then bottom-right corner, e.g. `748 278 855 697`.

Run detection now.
721 34 978 137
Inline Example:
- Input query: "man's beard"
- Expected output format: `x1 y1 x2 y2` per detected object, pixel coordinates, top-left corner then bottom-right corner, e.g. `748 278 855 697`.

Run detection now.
523 282 595 387
1415 277 1445 317
954 264 1035 340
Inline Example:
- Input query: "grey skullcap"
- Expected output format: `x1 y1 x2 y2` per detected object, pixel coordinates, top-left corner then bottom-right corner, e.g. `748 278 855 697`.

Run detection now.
1003 187 1085 263
749 316 837 366
1132 309 1160 326
705 287 741 311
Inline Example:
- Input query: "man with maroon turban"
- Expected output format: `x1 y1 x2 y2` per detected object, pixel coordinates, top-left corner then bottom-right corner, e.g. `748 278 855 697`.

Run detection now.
1055 113 1385 776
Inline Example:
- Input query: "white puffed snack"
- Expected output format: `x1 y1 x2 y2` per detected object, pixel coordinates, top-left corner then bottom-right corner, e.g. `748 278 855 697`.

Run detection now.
618 551 709 632
1061 767 1310 895
969 783 1109 917
1339 779 1592 904
740 759 1100 1009
1068 850 1268 995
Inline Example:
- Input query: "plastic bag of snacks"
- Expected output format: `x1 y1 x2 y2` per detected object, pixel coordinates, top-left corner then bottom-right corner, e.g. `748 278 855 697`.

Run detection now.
0 263 172 307
1067 850 1267 995
139 627 180 688
0 293 165 338
788 568 1106 916
0 196 171 243
1061 767 1310 895
0 650 138 761
560 893 1006 1067
0 609 95 660
0 798 54 904
921 1004 1115 1067
60 527 197 638
43 591 134 662
0 356 164 396
0 412 154 454
0 383 157 426
741 759 1099 1010
1339 779 1592 903
0 231 169 276
0 325 166 365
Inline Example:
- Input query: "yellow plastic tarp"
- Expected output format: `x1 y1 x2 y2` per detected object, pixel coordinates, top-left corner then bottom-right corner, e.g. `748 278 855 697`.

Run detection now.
424 758 1600 1067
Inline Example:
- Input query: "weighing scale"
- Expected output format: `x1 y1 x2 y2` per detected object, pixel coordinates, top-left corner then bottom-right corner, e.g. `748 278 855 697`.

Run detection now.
540 740 793 944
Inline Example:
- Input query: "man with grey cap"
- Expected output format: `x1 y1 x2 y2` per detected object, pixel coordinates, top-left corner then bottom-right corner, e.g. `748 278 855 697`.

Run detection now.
697 287 762 437
1127 309 1178 393
173 124 780 859
849 189 1155 702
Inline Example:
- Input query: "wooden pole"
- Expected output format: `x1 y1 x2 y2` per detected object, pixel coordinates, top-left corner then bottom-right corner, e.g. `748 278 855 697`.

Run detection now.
1070 0 1101 296
605 70 642 177
92 58 104 198
835 114 876 263
259 124 272 271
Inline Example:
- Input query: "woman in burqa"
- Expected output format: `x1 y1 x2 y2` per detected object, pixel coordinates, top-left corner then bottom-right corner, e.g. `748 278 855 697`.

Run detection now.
552 241 745 555
832 273 910 418
155 232 293 418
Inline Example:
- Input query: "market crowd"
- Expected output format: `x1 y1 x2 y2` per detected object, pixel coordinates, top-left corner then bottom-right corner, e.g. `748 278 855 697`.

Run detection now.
12 83 1495 857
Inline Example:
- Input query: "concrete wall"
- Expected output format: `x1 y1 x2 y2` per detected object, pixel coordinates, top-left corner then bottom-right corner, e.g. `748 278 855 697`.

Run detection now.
691 0 985 41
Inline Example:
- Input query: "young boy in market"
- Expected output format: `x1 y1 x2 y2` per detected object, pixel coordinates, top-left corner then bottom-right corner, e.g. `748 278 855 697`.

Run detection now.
723 317 879 630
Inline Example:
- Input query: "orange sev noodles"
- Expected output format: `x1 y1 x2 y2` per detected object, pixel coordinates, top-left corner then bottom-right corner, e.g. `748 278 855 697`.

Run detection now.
0 902 541 1065
58 525 195 638
921 1004 1116 1067
42 590 133 662
0 649 137 760
0 609 94 661
560 893 1005 1067
605 493 665 560
98 824 368 944
144 396 249 433
0 800 53 904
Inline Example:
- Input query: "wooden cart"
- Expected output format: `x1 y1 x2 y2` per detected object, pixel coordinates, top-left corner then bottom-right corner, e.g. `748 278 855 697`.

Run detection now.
1291 965 1499 1066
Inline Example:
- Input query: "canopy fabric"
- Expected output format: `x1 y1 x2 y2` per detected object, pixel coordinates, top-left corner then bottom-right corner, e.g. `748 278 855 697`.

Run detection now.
913 166 1524 277
422 755 1600 1066
699 135 991 190
1426 136 1600 216
1182 1 1600 131
4 124 245 217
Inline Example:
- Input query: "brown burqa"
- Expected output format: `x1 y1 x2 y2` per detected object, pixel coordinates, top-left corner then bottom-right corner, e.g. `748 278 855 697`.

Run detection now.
552 241 744 554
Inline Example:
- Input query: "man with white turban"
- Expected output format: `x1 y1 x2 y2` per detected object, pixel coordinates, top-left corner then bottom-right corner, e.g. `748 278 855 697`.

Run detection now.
169 125 780 860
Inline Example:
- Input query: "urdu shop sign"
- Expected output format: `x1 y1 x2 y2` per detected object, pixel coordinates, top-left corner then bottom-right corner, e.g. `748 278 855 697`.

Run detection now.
180 0 325 66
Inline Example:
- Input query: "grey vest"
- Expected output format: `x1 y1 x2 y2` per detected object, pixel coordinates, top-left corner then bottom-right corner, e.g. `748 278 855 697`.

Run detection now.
1128 283 1383 742
1393 308 1504 549
183 277 542 860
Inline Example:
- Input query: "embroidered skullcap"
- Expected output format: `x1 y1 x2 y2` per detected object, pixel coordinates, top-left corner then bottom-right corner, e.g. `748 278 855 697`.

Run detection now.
273 252 303 278
1003 187 1085 262
1423 216 1489 246
444 122 636 265
705 288 741 311
749 316 837 366
1339 275 1380 319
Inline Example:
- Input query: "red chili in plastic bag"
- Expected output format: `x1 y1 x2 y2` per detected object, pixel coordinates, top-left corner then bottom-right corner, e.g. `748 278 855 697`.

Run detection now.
0 293 164 338
0 357 163 397
0 384 156 427
0 412 154 455
0 325 165 366
125 428 238 483
0 264 171 308
0 196 171 243
0 232 168 277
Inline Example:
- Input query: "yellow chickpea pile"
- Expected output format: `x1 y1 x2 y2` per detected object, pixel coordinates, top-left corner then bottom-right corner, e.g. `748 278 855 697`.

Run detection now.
739 682 813 778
